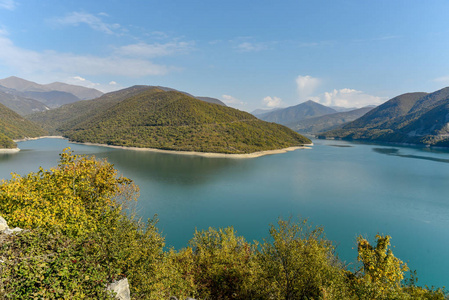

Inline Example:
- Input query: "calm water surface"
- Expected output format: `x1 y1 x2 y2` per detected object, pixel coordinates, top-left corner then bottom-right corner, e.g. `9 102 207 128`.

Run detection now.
1 138 448 288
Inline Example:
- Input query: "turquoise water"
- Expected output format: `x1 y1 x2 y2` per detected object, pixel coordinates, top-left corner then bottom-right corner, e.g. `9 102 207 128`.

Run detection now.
1 138 449 288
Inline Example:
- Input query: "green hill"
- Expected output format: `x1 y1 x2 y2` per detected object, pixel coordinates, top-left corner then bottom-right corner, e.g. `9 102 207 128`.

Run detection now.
318 87 449 146
0 102 47 148
59 88 310 154
27 85 154 134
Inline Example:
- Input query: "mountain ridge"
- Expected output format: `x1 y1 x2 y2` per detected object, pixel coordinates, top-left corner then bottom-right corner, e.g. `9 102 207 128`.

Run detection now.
30 87 311 154
318 87 449 147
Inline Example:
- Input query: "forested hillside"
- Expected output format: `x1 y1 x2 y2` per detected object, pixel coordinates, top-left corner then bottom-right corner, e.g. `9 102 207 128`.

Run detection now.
62 88 311 153
319 87 449 146
0 103 46 148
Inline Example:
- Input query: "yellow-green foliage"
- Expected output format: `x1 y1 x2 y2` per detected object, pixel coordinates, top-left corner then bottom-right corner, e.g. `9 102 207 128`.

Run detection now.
256 218 350 299
352 235 410 299
0 148 138 236
0 152 446 299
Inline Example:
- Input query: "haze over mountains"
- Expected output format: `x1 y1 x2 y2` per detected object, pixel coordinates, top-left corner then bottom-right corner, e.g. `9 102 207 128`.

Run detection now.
0 76 104 115
2 75 449 150
255 100 375 135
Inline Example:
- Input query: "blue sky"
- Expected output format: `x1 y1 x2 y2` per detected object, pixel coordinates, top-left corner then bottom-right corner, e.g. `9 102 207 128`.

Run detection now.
0 0 449 111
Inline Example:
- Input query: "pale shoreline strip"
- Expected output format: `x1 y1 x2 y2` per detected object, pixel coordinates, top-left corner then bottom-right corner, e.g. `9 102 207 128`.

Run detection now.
70 141 313 158
8 136 312 158
0 148 20 153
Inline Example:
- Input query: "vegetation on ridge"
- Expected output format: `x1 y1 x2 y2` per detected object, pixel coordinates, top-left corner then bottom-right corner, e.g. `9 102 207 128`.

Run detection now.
0 102 46 148
29 88 311 153
318 87 449 146
0 150 445 299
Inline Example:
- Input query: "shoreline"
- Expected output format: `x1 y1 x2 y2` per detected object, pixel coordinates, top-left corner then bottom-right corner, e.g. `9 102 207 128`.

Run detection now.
0 148 20 154
70 141 313 158
13 136 65 143
11 135 312 158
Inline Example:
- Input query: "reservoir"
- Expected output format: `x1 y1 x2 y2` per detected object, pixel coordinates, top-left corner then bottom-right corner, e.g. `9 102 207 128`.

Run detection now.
1 137 448 288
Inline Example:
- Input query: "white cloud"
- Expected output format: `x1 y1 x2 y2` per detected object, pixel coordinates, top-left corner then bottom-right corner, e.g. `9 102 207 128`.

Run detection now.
0 34 174 79
51 12 120 35
116 41 194 58
296 75 321 100
222 95 246 108
263 96 282 108
321 88 385 107
64 76 122 93
0 0 16 10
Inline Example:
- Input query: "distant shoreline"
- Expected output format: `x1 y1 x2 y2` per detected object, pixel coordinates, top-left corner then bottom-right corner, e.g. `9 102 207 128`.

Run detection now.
9 136 312 158
70 141 313 158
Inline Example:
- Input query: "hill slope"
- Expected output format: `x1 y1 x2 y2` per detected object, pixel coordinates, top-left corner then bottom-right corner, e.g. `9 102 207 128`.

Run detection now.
0 103 47 148
56 88 310 154
318 87 449 146
0 89 49 115
258 100 337 125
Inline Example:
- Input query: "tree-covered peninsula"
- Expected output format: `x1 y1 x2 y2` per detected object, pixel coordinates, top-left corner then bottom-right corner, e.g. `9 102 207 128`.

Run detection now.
29 87 311 154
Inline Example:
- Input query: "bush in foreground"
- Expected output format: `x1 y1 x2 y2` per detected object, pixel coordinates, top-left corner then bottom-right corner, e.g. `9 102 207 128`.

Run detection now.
0 150 446 299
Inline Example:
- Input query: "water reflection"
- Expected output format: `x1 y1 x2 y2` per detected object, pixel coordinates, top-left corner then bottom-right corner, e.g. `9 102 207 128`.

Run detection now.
98 150 251 186
373 148 449 163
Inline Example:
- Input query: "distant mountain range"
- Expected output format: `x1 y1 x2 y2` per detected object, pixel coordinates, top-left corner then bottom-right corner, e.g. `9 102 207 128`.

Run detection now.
288 106 375 135
0 77 226 116
0 76 103 114
318 87 449 147
254 100 374 135
28 86 310 154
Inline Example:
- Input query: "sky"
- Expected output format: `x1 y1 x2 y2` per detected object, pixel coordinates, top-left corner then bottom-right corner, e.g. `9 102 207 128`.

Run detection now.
0 0 449 112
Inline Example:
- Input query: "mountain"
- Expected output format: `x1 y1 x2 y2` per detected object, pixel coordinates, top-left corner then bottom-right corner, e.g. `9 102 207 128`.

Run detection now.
0 88 49 115
288 106 374 135
318 87 449 147
0 76 104 111
258 100 337 125
27 85 154 134
30 87 311 154
44 82 103 100
28 86 229 134
0 102 46 148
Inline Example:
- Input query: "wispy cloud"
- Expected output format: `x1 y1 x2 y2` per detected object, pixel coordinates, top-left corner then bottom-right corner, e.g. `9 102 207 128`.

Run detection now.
296 75 321 100
65 76 121 92
0 33 174 79
0 0 16 10
263 96 282 108
235 42 268 52
116 41 194 58
434 76 449 86
51 12 121 35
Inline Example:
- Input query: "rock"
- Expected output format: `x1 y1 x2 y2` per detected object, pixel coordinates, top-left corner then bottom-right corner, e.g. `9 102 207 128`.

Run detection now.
107 278 131 300
0 216 8 231
3 227 23 235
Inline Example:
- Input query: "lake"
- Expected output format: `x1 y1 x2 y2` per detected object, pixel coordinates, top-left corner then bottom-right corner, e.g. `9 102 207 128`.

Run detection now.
1 137 448 288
